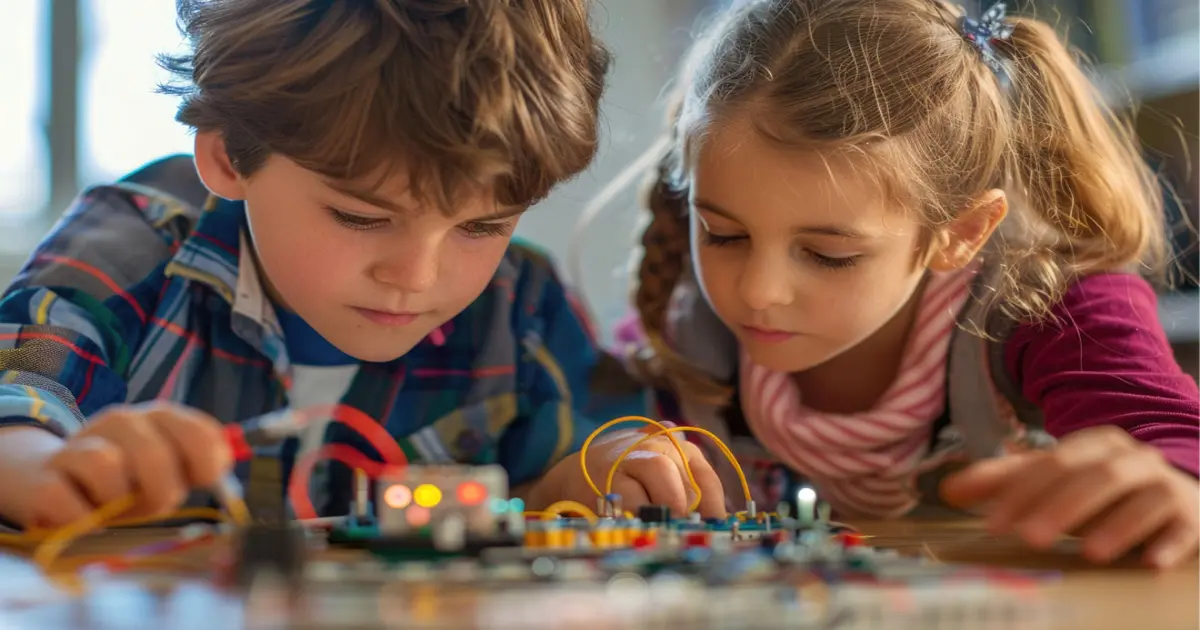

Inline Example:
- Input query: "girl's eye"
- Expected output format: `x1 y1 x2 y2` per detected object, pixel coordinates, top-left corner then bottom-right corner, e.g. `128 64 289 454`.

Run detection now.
702 232 747 247
326 207 389 230
459 220 515 239
807 251 861 270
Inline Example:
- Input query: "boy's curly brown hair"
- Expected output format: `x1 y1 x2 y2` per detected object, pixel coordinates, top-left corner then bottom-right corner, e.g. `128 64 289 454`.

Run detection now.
161 0 610 212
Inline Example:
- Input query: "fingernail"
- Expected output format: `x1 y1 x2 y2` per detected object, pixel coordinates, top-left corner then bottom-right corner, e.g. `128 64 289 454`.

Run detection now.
1150 546 1178 569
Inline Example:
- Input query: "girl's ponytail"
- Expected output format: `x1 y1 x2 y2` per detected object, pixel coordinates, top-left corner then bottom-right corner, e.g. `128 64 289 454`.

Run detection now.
992 17 1169 322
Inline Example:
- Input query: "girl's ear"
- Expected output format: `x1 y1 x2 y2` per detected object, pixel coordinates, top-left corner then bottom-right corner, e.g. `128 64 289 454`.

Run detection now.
194 131 248 200
928 189 1008 271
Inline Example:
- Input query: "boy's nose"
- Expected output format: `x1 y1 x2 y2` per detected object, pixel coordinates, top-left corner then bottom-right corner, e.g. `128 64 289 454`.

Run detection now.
371 247 439 293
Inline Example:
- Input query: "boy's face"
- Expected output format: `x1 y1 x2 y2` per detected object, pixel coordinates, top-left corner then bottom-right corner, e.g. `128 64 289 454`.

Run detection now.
197 135 522 362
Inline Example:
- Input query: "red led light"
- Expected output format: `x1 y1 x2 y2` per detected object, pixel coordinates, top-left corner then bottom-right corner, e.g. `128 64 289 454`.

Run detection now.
456 481 487 506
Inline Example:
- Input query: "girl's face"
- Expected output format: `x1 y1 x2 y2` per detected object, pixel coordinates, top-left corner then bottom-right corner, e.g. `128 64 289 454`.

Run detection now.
688 119 931 373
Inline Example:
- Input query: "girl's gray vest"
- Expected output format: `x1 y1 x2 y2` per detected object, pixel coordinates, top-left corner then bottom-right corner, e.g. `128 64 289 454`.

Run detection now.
661 261 1054 514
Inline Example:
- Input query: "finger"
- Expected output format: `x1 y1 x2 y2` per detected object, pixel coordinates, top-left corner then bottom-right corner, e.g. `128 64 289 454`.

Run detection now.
1012 448 1164 548
646 439 704 512
28 475 94 530
939 453 1037 508
92 412 188 518
49 436 133 506
621 453 688 516
982 458 1074 535
1143 517 1200 570
146 405 231 488
610 475 651 515
684 451 727 519
1077 485 1175 564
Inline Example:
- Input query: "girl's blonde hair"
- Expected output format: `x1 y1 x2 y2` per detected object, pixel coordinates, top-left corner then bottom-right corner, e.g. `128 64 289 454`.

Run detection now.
630 0 1169 403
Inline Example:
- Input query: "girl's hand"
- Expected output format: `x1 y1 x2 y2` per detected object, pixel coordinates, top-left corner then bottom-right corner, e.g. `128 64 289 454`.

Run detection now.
940 426 1199 569
531 424 727 519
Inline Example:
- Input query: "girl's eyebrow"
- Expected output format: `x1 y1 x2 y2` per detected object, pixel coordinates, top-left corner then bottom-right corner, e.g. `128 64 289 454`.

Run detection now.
692 198 867 239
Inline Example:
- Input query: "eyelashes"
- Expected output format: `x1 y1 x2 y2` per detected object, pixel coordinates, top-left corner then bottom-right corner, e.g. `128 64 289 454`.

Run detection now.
327 208 387 230
324 206 514 239
701 232 861 270
458 221 515 239
806 251 861 270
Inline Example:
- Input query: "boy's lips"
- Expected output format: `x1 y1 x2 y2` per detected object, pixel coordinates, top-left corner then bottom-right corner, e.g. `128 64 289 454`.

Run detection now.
354 307 423 327
741 324 798 344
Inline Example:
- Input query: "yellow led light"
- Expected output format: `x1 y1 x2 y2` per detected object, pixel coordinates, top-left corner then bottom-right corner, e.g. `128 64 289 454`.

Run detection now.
413 483 442 508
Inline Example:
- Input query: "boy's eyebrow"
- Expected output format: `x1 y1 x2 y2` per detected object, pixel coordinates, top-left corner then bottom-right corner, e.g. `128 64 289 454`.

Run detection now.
326 178 527 222
692 198 866 239
326 180 410 214
469 206 528 222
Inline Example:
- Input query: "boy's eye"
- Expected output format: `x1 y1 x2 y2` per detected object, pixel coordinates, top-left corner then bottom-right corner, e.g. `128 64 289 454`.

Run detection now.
459 220 514 239
326 207 388 230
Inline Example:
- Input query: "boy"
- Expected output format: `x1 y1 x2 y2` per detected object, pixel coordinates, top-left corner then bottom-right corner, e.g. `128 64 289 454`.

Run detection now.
0 0 615 528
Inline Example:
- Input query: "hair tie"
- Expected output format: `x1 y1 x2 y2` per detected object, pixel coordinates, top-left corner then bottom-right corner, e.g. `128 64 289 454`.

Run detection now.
960 2 1015 75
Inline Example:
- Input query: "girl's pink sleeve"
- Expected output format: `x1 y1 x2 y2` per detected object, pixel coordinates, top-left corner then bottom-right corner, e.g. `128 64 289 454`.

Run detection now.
1004 274 1199 476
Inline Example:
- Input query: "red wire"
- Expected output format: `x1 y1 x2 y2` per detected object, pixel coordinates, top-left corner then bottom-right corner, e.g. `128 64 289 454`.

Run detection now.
289 404 410 520
323 403 408 466
289 444 395 521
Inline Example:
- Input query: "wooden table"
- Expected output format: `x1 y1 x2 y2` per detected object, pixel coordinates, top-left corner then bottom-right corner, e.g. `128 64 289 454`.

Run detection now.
0 519 1195 630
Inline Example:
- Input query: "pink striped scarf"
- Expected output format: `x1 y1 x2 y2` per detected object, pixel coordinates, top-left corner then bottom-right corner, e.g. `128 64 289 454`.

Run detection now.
739 266 978 517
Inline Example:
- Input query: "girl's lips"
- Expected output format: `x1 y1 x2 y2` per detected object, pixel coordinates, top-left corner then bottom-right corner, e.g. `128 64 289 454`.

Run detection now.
741 325 798 344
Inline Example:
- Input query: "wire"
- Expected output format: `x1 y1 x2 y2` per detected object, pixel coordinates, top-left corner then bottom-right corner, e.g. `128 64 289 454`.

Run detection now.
289 444 393 521
282 404 408 521
324 404 409 465
605 426 753 514
579 416 701 510
32 495 136 570
539 500 599 525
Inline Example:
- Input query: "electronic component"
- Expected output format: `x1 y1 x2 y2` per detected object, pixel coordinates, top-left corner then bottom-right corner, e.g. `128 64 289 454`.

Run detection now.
228 522 308 593
637 504 670 524
375 465 507 540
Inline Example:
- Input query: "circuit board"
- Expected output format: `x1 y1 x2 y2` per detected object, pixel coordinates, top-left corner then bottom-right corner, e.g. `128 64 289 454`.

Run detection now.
234 464 1060 629
0 463 1061 629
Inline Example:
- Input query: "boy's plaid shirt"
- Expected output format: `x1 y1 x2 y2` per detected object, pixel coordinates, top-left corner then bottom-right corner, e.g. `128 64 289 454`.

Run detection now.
0 159 612 515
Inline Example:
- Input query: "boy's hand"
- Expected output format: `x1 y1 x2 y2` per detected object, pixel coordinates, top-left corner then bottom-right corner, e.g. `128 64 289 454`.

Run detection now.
25 402 232 529
535 424 727 519
940 426 1199 569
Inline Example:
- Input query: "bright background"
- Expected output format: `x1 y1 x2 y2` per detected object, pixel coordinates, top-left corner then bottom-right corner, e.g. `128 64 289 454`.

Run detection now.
0 0 1196 351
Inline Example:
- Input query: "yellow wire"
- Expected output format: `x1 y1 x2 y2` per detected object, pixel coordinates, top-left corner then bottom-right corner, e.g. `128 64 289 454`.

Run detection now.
13 506 231 547
539 500 599 525
33 495 136 569
579 415 701 507
219 493 252 526
107 506 230 529
24 486 248 572
605 425 752 514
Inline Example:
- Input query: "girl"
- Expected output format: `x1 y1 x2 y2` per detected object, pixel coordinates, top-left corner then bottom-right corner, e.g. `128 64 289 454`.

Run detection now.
612 0 1199 568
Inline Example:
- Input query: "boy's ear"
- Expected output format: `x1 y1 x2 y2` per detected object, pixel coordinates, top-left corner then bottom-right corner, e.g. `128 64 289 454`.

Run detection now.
928 189 1007 272
194 131 247 200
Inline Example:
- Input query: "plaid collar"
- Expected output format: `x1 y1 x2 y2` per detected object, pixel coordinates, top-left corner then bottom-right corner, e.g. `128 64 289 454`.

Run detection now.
162 194 290 376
